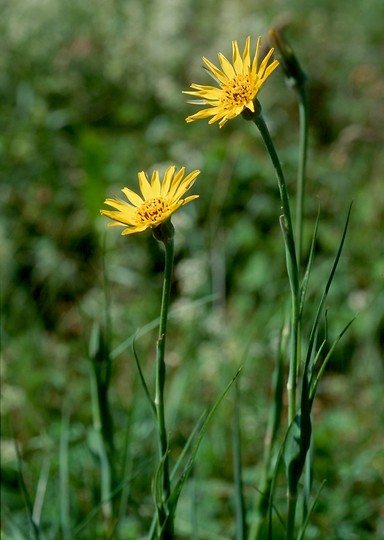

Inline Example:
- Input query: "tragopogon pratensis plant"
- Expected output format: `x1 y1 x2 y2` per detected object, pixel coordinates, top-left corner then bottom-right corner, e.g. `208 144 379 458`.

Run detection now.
184 33 353 540
101 165 200 538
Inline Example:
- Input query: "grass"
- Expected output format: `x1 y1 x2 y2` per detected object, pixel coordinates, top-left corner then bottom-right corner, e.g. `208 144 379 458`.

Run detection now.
1 0 384 538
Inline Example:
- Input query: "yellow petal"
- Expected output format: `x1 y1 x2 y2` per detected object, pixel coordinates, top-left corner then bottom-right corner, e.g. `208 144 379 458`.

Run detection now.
258 48 275 78
107 222 126 227
251 36 262 74
242 36 251 69
137 171 153 200
232 40 243 74
217 117 230 128
181 194 200 205
150 169 161 196
185 108 218 123
202 57 227 84
172 170 200 201
161 165 177 196
122 187 143 207
121 224 148 235
261 59 280 81
218 52 236 80
102 198 132 211
167 167 187 200
101 208 134 225
185 84 223 99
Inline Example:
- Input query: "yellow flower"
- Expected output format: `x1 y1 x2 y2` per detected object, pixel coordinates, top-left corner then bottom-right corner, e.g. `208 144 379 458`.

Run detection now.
100 166 200 235
183 36 279 128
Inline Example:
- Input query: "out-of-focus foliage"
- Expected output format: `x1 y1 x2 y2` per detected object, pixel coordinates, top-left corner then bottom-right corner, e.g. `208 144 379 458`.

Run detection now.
1 0 383 538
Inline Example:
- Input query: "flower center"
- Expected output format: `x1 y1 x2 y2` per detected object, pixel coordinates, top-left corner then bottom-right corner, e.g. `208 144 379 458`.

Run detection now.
136 197 169 224
221 74 253 107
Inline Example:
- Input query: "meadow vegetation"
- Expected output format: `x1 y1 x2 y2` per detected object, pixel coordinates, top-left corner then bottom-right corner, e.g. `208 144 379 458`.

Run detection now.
1 0 383 538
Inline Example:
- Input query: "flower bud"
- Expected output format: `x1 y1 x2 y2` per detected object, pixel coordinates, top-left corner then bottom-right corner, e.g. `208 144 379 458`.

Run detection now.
269 28 307 91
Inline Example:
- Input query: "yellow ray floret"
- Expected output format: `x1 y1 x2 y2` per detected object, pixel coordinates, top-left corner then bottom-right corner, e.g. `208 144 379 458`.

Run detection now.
100 166 200 235
183 36 279 128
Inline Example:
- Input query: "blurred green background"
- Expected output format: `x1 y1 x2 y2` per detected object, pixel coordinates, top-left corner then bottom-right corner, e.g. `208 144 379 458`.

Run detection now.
1 0 383 538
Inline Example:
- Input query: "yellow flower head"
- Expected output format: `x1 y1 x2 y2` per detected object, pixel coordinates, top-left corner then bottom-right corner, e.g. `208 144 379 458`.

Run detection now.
100 166 200 235
183 36 279 128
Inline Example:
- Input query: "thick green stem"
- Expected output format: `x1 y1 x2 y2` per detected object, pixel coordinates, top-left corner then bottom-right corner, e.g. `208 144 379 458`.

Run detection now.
252 111 296 271
296 88 309 269
153 220 175 538
252 107 300 425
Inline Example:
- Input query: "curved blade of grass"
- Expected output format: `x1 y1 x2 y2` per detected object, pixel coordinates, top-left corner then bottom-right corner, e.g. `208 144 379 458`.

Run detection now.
147 410 208 540
73 463 149 537
279 214 299 299
304 202 353 369
297 479 326 540
310 316 356 403
32 455 51 529
170 410 207 483
88 361 113 520
14 438 40 540
308 338 326 382
110 294 217 360
167 367 243 524
233 379 247 540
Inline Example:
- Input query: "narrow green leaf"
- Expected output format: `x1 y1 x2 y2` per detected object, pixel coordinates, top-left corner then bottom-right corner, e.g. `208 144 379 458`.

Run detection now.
32 455 51 529
88 360 113 520
310 316 356 403
299 208 320 317
279 215 300 299
170 411 207 483
132 335 156 416
167 367 243 520
304 202 353 369
297 480 326 540
307 338 326 383
283 364 312 496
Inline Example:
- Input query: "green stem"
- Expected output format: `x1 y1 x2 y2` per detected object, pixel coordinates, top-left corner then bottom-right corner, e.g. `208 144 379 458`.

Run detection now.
252 110 297 273
153 220 175 538
296 87 309 269
286 488 298 540
252 107 300 425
